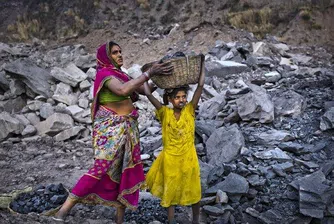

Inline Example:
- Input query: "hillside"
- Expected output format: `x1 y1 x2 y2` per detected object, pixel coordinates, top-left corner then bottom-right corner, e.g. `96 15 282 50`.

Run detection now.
0 0 333 61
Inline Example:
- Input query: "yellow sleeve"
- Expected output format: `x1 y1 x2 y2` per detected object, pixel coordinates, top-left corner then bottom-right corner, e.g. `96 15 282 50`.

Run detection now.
155 106 167 122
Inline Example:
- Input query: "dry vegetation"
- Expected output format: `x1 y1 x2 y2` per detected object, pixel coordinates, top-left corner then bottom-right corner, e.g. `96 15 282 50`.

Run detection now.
1 0 332 50
6 2 92 41
227 7 273 38
7 15 42 41
137 0 150 9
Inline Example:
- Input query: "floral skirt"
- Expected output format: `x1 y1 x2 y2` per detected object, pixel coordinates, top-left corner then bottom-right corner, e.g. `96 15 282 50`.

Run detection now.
69 106 145 210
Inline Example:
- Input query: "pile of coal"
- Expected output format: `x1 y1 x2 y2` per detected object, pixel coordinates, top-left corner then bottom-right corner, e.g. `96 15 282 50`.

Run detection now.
124 198 184 224
160 51 186 62
9 183 68 214
124 198 167 223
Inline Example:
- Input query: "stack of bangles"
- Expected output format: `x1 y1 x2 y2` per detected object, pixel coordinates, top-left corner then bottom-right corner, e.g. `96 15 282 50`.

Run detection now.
143 71 150 81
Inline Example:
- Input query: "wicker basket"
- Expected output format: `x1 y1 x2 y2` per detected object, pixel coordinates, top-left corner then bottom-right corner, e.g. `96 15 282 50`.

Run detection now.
143 54 204 89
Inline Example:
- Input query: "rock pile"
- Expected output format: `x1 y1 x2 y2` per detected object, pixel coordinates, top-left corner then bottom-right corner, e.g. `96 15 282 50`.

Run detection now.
1 36 334 223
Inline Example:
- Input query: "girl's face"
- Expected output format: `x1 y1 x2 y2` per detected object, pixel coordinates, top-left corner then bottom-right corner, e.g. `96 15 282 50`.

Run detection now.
169 90 187 109
110 45 123 67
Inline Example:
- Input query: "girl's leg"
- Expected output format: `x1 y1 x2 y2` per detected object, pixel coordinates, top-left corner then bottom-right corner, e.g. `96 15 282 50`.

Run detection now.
191 202 200 224
54 197 76 220
116 206 126 224
167 206 175 224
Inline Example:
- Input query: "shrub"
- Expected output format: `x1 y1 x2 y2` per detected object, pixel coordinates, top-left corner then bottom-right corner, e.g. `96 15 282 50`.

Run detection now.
228 7 273 38
136 0 150 9
299 9 311 21
7 15 42 40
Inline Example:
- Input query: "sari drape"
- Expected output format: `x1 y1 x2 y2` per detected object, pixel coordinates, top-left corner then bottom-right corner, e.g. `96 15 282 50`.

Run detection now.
68 43 144 210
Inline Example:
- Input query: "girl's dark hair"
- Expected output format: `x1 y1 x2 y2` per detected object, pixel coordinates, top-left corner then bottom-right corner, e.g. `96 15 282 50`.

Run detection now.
162 85 189 105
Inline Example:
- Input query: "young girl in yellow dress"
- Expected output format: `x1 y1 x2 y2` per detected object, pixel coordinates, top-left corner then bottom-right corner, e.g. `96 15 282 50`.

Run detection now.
143 59 205 224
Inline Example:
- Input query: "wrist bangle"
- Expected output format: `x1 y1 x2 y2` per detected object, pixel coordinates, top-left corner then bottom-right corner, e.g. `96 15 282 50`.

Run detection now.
143 72 150 81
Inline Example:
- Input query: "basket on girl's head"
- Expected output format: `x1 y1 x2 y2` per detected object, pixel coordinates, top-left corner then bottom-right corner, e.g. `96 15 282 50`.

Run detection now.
142 53 204 89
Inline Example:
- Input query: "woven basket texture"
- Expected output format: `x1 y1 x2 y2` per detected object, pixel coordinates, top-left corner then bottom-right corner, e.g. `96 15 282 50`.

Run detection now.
145 54 203 89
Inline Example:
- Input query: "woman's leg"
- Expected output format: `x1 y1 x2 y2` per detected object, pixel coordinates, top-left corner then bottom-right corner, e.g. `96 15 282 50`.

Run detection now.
116 206 126 224
54 197 76 220
167 206 175 224
191 202 200 224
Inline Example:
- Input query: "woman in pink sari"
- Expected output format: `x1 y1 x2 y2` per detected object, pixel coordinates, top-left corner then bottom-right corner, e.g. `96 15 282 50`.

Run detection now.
54 41 172 223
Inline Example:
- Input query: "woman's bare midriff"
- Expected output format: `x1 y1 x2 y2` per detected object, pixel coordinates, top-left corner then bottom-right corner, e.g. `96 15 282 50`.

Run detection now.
102 98 135 115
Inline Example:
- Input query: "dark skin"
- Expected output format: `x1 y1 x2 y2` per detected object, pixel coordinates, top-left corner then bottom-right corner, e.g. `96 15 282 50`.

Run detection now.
54 45 173 224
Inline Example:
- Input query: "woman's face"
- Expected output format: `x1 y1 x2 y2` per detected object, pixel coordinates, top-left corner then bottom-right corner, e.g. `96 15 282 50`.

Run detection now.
110 45 123 67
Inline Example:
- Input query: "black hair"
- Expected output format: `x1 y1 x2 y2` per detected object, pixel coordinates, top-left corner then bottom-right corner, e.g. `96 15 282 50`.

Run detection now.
162 85 189 105
108 41 120 49
106 41 122 69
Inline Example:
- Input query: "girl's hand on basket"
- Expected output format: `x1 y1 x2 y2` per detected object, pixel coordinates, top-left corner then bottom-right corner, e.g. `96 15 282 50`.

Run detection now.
198 54 206 87
148 62 173 77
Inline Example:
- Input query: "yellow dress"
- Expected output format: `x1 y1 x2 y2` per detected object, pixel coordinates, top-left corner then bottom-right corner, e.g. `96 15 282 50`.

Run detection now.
146 103 201 207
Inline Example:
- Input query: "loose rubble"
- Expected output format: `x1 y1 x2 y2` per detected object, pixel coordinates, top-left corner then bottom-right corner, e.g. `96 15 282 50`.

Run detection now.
0 36 334 223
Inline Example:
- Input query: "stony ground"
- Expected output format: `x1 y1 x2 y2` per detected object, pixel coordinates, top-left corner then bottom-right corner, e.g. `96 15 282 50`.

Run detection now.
0 137 207 224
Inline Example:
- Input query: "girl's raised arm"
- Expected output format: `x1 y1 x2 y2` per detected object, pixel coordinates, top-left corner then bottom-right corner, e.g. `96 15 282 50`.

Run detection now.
191 56 205 108
144 82 163 110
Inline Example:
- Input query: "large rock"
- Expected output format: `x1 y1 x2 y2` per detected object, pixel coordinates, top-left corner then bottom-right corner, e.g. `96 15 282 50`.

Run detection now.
252 129 294 145
195 120 224 137
35 113 74 136
206 124 245 165
53 126 85 141
3 58 53 97
320 107 334 131
52 82 78 106
205 173 249 196
290 171 331 219
254 148 292 161
43 44 87 67
0 112 24 141
0 96 26 113
236 83 274 123
198 93 226 119
39 103 55 119
51 62 87 87
9 79 25 96
199 161 214 192
74 54 96 69
0 70 10 91
206 59 250 78
252 42 272 56
273 90 306 117
140 135 162 154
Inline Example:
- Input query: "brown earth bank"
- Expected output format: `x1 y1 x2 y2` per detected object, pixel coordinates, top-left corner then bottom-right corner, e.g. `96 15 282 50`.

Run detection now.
0 0 333 54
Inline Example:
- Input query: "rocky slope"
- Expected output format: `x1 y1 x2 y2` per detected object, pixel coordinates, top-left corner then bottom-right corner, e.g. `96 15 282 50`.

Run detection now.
1 0 334 224
0 28 334 223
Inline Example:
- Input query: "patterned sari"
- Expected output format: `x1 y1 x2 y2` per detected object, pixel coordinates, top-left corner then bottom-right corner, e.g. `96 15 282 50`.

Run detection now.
68 42 144 210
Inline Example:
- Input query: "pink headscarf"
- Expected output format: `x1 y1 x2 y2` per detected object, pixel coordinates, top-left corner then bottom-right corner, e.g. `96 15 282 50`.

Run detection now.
91 42 139 121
